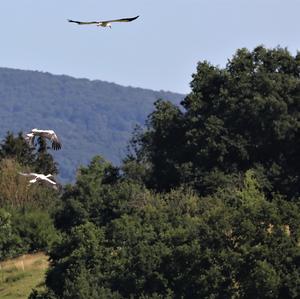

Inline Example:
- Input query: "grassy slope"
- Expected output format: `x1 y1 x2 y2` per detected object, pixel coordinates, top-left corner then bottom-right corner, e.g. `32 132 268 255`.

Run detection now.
0 253 48 299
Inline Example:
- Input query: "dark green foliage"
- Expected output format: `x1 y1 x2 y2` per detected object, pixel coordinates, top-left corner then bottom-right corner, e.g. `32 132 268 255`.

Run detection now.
0 67 184 182
0 132 36 167
54 156 118 230
35 162 300 298
12 209 59 253
0 208 59 260
136 100 186 191
134 46 300 199
45 223 122 299
0 209 23 260
55 156 145 231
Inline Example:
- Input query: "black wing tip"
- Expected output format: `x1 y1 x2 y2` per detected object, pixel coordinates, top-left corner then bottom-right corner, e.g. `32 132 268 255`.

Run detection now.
52 142 62 151
68 19 78 24
122 15 139 22
130 15 139 21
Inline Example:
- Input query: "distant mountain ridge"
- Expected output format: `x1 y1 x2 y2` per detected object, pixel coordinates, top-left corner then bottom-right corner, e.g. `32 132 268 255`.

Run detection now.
0 67 184 182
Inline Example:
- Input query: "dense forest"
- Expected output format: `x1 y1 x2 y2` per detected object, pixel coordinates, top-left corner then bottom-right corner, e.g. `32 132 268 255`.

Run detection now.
0 46 300 298
0 68 183 182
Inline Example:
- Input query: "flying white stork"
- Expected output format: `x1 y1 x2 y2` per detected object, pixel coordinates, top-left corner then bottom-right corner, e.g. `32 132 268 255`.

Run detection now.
68 15 139 28
25 129 61 150
19 172 58 189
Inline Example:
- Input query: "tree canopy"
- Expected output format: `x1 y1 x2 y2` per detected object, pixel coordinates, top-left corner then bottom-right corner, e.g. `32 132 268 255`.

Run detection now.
134 46 300 199
32 165 300 299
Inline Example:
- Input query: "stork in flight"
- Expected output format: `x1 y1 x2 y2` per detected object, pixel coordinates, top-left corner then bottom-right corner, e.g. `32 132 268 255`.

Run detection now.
68 15 139 28
25 129 61 151
19 172 58 189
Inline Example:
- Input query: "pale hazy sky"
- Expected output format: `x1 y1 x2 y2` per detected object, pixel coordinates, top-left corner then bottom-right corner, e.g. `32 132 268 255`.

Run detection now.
0 0 299 93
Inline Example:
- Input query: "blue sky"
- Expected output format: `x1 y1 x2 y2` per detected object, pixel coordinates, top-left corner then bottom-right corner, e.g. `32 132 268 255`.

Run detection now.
0 0 299 93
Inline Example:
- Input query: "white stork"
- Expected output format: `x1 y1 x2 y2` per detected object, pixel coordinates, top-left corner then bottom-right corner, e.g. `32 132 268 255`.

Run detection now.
68 15 139 28
19 172 58 189
25 129 61 150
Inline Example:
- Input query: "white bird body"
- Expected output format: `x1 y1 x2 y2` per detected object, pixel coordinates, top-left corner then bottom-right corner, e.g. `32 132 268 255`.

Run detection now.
68 16 139 28
19 172 57 188
25 128 61 150
98 22 112 28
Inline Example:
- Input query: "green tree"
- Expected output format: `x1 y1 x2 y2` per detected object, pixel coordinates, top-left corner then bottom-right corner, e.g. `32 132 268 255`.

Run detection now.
0 209 22 260
34 137 58 175
0 132 36 167
12 209 59 252
34 168 300 298
55 156 120 231
136 100 185 191
55 156 148 232
45 222 122 299
134 46 300 198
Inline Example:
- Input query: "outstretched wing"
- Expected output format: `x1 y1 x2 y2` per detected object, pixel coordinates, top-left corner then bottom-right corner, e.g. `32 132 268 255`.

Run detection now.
106 16 139 23
68 19 99 25
43 175 59 190
18 172 37 178
43 177 57 185
50 133 62 151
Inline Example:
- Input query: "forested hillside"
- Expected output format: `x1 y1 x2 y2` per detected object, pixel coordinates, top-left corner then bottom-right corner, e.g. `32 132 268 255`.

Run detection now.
0 68 184 182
